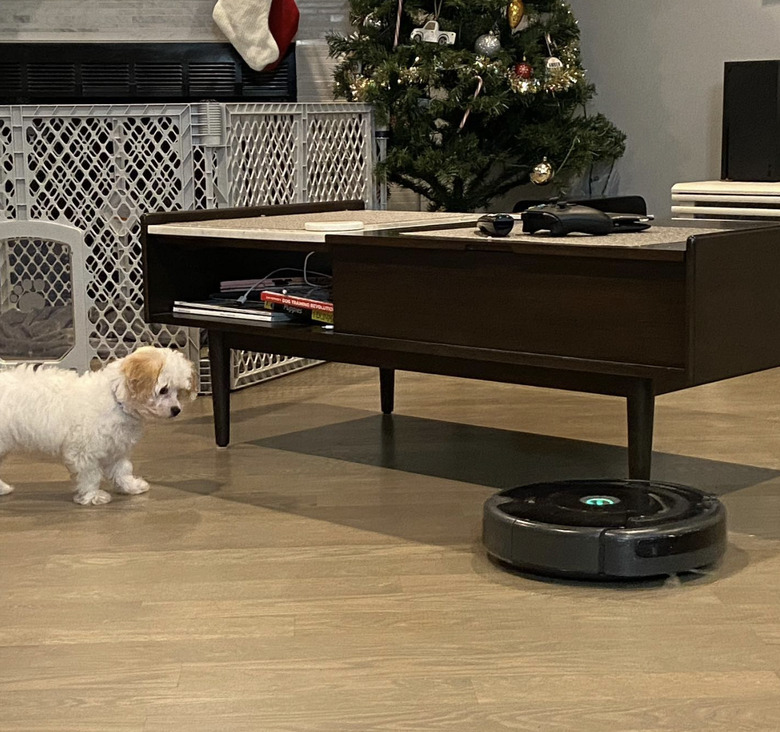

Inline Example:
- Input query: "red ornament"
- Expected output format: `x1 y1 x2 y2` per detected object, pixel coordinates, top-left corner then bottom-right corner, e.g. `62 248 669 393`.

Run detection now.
514 61 533 79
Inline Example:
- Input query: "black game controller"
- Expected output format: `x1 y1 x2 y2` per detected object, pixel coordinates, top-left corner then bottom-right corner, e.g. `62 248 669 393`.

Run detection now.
477 213 515 237
521 201 652 236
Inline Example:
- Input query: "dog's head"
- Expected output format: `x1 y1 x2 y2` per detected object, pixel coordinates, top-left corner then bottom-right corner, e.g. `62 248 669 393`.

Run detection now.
117 347 197 419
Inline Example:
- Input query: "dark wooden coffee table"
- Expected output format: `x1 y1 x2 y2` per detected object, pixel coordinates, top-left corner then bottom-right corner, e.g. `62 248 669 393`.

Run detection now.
142 200 780 480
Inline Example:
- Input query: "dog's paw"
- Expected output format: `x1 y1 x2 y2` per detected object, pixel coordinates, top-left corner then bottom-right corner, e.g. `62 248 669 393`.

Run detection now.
116 477 150 495
73 489 112 506
0 480 15 496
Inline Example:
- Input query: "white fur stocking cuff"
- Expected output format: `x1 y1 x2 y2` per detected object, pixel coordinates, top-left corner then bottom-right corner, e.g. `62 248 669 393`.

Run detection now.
212 0 279 71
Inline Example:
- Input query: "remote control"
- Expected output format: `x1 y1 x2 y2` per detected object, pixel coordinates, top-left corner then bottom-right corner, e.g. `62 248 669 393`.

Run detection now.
521 201 653 236
477 213 515 237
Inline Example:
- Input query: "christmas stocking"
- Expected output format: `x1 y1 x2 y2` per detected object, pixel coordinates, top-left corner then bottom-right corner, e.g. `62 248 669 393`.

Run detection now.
264 0 300 71
212 0 279 71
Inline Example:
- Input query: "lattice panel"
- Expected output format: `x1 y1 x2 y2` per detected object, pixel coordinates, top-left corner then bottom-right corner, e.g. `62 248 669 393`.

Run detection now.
227 113 299 206
4 237 71 307
22 112 191 360
0 238 74 361
307 113 369 203
0 117 13 219
193 145 208 210
2 102 375 388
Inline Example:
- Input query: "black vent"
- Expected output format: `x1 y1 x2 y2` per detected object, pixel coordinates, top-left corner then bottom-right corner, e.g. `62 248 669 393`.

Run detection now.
29 64 76 95
83 63 131 96
0 43 296 103
0 62 23 96
135 63 184 97
190 63 236 97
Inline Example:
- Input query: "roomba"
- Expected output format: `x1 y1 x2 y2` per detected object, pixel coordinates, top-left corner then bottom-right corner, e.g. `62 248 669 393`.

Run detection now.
483 479 726 580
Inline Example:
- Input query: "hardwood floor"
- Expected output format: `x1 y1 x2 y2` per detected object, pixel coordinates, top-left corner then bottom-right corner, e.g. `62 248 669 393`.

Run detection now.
3 362 780 730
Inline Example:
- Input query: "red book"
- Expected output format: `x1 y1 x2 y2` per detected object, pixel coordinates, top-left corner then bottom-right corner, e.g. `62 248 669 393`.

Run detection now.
260 290 334 313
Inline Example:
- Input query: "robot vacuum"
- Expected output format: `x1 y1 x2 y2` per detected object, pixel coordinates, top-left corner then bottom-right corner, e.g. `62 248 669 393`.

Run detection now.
483 479 726 580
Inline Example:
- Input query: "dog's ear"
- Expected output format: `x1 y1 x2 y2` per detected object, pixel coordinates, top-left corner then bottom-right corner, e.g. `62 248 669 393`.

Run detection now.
187 361 199 400
176 360 199 402
121 348 163 402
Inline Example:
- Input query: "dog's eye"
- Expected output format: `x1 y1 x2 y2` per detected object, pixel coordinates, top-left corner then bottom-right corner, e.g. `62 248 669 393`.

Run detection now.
159 386 169 395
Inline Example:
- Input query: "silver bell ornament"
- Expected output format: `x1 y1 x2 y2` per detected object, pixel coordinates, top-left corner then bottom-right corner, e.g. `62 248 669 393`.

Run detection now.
475 32 501 58
530 157 555 185
546 56 564 74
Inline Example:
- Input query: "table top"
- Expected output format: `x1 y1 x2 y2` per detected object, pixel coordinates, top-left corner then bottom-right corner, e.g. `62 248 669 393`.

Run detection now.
400 223 723 249
146 208 776 255
146 209 476 243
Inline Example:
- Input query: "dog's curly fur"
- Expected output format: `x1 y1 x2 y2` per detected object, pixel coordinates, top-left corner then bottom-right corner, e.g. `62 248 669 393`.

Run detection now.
0 347 196 505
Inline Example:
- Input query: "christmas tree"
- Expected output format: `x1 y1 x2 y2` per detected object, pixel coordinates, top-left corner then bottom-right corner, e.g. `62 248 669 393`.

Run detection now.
328 0 626 212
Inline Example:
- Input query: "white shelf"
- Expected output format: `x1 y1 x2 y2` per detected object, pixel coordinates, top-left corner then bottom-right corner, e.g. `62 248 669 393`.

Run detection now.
671 180 780 220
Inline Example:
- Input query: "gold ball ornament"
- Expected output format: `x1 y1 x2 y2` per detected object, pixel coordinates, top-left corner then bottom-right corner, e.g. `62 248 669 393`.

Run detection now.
507 0 525 30
530 157 555 185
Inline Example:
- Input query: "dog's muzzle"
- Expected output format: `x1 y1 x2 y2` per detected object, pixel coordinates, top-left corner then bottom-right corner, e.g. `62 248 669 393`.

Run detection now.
170 406 181 417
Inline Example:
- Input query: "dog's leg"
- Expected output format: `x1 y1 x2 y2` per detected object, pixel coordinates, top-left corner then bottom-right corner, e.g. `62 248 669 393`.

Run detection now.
69 462 112 506
107 458 150 496
0 451 13 495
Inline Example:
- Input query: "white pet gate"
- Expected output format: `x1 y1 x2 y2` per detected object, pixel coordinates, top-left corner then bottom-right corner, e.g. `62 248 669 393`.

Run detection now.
0 102 376 388
0 220 93 372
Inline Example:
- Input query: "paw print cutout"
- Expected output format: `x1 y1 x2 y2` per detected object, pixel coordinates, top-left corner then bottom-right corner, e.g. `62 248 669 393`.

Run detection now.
9 278 46 314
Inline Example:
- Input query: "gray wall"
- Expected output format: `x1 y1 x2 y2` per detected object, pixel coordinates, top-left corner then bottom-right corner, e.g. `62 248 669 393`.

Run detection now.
568 0 780 217
0 1 348 42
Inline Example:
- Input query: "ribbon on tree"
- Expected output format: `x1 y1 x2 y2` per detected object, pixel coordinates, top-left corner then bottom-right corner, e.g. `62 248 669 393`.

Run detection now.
459 75 484 130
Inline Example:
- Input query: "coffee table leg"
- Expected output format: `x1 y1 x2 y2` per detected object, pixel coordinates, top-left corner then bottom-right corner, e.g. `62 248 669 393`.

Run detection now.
626 379 654 480
380 368 395 414
208 330 231 447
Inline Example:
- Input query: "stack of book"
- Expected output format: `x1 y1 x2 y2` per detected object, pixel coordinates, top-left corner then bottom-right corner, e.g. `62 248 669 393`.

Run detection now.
172 299 293 323
260 289 334 325
172 283 334 326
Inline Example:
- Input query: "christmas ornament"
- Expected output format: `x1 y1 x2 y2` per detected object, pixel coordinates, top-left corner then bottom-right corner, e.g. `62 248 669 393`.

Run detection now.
546 56 564 73
507 0 525 30
544 33 563 76
530 157 554 185
459 75 484 130
410 0 455 45
514 59 533 79
362 12 382 29
411 19 456 45
475 32 501 57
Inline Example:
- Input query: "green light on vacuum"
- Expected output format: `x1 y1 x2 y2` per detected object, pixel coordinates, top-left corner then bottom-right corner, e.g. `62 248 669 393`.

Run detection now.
581 495 620 506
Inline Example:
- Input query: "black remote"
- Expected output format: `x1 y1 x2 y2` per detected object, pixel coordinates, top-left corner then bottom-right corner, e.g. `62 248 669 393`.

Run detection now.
477 213 515 237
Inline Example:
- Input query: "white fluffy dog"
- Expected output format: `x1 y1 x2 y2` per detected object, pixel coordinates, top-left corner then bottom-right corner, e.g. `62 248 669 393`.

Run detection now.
0 347 196 505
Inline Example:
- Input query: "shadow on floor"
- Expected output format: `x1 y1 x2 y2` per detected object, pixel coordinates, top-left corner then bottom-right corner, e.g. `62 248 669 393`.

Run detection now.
248 414 779 495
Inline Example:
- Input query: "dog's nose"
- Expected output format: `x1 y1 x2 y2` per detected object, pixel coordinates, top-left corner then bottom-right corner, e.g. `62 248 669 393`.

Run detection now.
171 406 181 417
